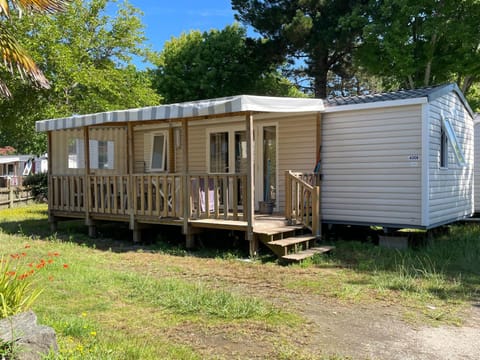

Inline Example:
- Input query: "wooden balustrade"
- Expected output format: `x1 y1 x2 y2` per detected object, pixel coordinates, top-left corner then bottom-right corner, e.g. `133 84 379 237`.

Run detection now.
88 175 129 215
50 175 85 212
189 174 247 220
49 172 248 222
285 171 321 237
131 174 183 217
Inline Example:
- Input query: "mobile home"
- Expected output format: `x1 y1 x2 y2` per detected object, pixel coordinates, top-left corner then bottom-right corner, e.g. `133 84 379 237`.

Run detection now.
36 83 474 257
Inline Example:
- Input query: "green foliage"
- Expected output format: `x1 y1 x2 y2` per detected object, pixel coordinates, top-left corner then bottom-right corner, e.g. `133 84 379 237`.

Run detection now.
0 256 43 319
153 24 300 103
0 0 160 154
466 83 480 112
123 275 281 320
356 0 480 94
23 172 48 199
232 0 370 98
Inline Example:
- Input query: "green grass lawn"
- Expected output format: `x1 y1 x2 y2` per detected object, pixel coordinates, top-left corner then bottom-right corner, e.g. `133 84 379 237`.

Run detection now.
0 204 479 359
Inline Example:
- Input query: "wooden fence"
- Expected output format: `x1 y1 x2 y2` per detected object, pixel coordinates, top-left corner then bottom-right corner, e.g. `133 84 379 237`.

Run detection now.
0 186 34 208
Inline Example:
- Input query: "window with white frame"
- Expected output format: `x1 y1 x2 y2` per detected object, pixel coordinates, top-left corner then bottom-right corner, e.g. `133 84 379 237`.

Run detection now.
150 133 167 171
67 138 85 169
440 116 466 168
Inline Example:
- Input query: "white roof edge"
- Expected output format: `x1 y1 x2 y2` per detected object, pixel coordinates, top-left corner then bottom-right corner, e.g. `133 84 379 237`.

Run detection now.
0 155 34 164
35 94 324 132
323 97 428 113
474 113 480 125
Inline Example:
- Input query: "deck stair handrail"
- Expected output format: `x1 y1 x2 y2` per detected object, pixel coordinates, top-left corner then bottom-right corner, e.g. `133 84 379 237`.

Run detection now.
285 170 321 237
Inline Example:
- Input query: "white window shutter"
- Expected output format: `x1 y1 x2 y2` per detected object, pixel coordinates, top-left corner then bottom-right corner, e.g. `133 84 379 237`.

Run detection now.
89 140 99 169
107 141 115 169
77 139 85 168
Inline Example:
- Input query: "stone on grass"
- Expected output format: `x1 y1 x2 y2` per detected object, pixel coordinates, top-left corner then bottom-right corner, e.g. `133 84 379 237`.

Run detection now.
0 311 58 360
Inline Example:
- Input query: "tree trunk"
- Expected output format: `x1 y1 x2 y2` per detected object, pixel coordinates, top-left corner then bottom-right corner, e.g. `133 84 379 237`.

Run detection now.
311 55 329 99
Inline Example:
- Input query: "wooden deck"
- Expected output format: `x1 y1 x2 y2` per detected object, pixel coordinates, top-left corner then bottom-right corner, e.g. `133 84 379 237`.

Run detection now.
48 172 322 258
189 213 295 233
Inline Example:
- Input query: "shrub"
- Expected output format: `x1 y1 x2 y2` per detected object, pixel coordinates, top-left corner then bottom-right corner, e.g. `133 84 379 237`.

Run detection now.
23 173 48 200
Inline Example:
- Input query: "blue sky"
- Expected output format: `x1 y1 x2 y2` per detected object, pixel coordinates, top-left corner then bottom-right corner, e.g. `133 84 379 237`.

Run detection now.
127 0 240 65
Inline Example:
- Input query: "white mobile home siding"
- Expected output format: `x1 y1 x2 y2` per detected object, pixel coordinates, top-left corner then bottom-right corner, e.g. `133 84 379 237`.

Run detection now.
321 105 423 227
428 93 474 226
276 113 317 210
475 119 480 212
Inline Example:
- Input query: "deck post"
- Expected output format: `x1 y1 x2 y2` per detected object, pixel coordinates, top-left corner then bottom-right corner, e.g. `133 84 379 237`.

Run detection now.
285 171 292 223
84 127 92 227
47 131 56 230
182 118 193 248
132 221 141 243
127 122 136 237
87 217 97 238
312 185 321 238
246 112 257 256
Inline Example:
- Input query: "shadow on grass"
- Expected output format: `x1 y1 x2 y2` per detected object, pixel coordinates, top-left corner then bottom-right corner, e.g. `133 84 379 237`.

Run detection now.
0 214 255 260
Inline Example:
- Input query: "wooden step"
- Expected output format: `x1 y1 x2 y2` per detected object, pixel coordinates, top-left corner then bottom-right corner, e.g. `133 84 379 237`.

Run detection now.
282 246 335 262
267 234 317 256
255 225 304 236
268 234 316 247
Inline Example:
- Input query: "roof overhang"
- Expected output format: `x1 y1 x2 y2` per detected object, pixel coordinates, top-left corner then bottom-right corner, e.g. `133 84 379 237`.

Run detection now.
0 155 33 164
35 95 325 132
323 97 428 113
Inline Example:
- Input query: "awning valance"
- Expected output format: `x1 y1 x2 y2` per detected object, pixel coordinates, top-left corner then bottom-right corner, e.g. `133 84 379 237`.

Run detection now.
36 95 325 132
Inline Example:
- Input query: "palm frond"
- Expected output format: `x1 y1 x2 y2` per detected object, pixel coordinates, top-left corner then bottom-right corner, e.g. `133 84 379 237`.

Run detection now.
0 79 12 97
0 0 71 17
0 23 49 96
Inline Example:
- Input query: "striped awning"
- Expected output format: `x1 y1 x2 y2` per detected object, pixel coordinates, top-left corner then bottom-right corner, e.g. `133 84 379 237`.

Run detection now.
36 95 325 132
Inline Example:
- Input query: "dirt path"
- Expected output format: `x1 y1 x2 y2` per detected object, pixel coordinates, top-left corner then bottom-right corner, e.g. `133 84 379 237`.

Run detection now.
298 298 480 360
119 252 480 359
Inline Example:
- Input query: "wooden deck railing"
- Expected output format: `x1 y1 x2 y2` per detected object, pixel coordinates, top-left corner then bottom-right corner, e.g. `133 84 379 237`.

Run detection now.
189 174 247 220
51 175 86 212
49 173 247 221
131 174 183 217
88 175 130 215
285 171 321 237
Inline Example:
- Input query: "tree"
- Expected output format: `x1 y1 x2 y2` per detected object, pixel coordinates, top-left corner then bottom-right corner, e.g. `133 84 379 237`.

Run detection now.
0 0 160 153
356 0 480 95
152 24 301 103
0 0 71 97
232 0 370 98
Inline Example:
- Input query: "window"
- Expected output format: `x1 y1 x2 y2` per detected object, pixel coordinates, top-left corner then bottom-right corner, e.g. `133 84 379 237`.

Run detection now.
68 138 85 169
440 126 448 168
209 132 229 173
151 134 166 171
440 116 466 168
68 138 114 170
89 140 114 170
